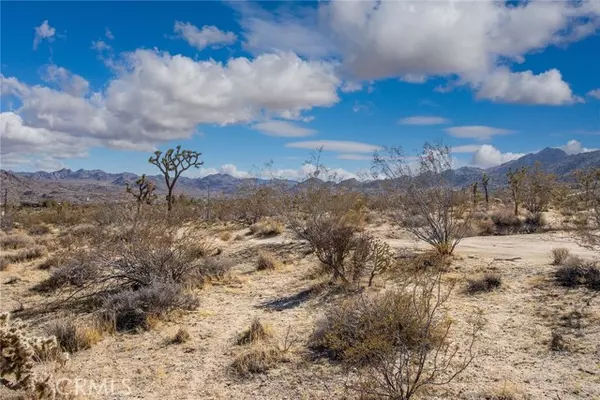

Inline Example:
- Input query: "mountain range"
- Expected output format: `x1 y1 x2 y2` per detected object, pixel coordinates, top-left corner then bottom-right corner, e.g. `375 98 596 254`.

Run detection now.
1 148 599 204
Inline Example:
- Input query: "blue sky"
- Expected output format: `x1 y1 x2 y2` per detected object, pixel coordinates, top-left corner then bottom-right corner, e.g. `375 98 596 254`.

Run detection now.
1 1 599 179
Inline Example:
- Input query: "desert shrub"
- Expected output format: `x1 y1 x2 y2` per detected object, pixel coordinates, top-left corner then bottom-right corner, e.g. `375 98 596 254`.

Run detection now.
171 327 191 344
373 144 471 255
310 277 447 365
350 234 396 287
522 162 556 214
0 233 34 250
549 329 567 351
1 245 47 264
476 217 496 236
236 318 273 345
398 250 450 272
256 250 282 271
249 217 285 237
46 319 102 353
34 252 100 292
1 312 63 398
490 209 522 234
100 283 199 332
218 230 233 242
551 248 570 265
230 345 285 377
466 274 502 294
200 256 233 282
555 256 599 290
27 224 51 236
522 212 546 233
0 258 9 270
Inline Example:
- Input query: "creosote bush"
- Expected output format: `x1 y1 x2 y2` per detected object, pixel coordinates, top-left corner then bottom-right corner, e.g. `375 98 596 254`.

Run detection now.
466 274 502 294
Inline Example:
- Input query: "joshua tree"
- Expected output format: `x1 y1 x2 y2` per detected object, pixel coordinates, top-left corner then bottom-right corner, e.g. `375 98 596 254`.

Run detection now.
507 167 527 216
149 146 203 212
471 182 479 206
481 173 490 205
126 174 156 214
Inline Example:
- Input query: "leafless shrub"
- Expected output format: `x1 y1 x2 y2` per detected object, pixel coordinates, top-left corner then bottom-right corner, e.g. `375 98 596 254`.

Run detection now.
351 234 396 287
218 230 233 242
373 144 471 255
0 258 9 271
551 248 570 265
466 274 502 294
549 329 568 352
256 251 282 271
34 253 100 292
100 283 199 332
522 212 546 233
522 162 556 214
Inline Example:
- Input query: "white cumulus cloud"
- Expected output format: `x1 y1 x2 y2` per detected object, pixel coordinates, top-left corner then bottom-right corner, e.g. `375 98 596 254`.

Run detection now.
33 20 56 50
174 22 237 51
471 145 525 168
559 139 598 155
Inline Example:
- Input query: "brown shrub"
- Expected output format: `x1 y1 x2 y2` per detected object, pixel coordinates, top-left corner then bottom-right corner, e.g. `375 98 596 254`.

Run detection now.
27 224 51 236
256 251 282 271
46 319 102 353
0 233 34 250
1 245 47 264
100 283 199 332
0 258 9 271
551 248 570 265
309 286 447 366
171 327 191 344
230 345 285 377
555 256 599 290
218 231 233 242
466 274 502 294
249 218 285 237
236 318 273 345
491 209 523 233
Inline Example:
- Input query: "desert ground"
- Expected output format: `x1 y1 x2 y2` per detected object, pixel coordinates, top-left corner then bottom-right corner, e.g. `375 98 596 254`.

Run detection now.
1 205 599 400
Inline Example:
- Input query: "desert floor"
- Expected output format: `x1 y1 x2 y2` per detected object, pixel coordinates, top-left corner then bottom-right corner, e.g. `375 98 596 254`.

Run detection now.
1 224 599 400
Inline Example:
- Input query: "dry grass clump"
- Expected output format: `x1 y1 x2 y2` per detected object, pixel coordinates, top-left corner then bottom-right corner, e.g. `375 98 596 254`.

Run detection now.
0 258 10 271
555 255 599 290
1 245 47 264
236 318 273 345
249 218 285 237
46 319 103 353
230 345 285 377
218 230 233 242
551 248 570 265
466 274 502 294
0 233 34 250
170 327 191 344
256 250 283 271
549 329 568 352
27 224 51 236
